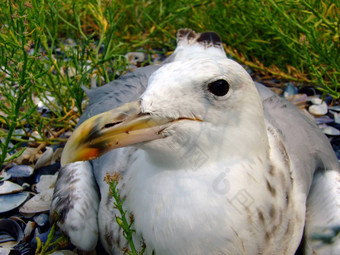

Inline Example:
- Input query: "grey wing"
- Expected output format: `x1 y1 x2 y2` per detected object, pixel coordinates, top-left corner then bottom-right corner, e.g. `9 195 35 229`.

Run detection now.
256 82 340 254
256 82 339 191
79 65 161 124
51 65 161 252
50 161 100 251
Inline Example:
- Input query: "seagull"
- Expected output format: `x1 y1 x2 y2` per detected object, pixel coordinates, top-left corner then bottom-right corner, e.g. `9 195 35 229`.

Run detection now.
51 29 340 255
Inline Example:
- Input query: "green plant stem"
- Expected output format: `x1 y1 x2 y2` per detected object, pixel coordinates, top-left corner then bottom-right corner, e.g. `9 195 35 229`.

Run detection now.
110 180 140 255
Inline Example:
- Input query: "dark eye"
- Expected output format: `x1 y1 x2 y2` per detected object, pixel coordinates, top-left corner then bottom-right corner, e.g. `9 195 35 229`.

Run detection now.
208 79 230 96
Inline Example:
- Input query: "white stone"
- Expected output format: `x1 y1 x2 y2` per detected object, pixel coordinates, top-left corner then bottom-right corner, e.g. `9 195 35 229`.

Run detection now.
309 102 328 116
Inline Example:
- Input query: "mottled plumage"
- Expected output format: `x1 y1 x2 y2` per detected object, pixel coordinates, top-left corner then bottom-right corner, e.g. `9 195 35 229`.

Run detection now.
51 29 340 255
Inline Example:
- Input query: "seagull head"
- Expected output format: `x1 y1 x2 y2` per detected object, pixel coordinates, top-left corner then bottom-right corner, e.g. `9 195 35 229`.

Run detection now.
61 29 269 168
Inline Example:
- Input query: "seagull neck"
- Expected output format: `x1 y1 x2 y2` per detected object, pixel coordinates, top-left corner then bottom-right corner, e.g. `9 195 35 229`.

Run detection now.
140 122 269 171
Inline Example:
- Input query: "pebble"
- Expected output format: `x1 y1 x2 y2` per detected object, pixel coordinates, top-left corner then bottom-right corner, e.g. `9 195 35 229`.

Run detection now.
31 228 51 247
310 97 323 105
283 83 298 97
308 102 328 116
33 213 50 228
324 96 333 105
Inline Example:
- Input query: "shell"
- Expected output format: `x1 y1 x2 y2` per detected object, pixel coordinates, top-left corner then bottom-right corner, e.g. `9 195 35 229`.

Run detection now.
51 148 63 164
320 125 340 136
0 219 24 243
29 131 42 140
0 181 24 195
13 148 38 165
34 147 54 170
35 174 58 193
328 106 340 112
0 192 30 213
23 221 36 241
19 189 54 214
314 116 333 125
6 165 34 178
0 171 11 181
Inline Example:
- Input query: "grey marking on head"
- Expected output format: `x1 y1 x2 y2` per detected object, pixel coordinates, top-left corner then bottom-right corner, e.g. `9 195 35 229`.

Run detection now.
176 28 223 49
196 31 222 47
177 28 197 42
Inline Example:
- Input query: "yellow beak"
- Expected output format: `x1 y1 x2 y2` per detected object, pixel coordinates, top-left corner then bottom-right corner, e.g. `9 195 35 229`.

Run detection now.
60 100 173 166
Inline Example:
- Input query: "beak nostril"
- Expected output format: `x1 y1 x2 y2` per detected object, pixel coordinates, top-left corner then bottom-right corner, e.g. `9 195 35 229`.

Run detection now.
103 122 122 129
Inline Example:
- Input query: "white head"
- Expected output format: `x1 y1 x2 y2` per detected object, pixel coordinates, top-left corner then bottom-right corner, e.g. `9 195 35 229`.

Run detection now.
61 29 269 169
139 29 269 168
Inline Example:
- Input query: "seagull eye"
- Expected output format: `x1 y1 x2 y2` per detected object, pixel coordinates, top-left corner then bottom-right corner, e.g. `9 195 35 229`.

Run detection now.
208 79 230 97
